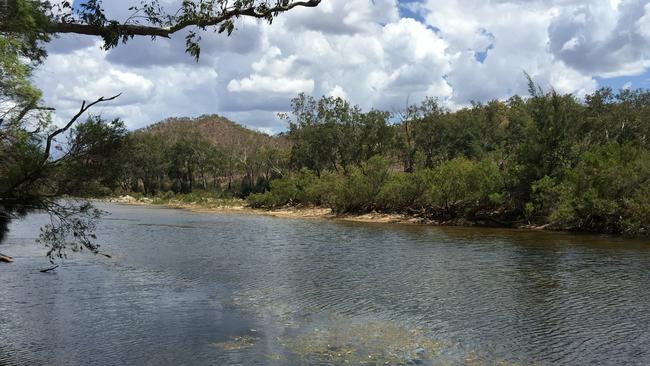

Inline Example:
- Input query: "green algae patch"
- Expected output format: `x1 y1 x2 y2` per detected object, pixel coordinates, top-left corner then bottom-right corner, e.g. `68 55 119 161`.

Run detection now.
280 319 442 365
210 334 260 351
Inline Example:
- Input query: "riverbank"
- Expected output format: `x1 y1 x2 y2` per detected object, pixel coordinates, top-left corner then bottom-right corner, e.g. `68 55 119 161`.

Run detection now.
101 195 523 228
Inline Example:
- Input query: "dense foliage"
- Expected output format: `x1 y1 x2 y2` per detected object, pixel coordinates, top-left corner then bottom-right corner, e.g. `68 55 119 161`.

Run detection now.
246 86 650 236
50 80 647 237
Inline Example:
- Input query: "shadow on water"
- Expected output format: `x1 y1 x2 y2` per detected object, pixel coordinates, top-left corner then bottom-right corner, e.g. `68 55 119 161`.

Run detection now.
1 203 649 365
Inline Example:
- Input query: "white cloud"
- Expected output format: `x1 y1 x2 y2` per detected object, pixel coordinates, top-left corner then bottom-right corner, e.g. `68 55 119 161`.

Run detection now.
327 85 348 100
638 4 650 38
33 0 650 133
284 0 400 35
547 0 650 76
227 75 315 94
36 38 219 129
226 46 315 94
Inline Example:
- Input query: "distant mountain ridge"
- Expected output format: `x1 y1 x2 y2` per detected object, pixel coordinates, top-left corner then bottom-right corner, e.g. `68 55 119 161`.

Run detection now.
135 114 289 152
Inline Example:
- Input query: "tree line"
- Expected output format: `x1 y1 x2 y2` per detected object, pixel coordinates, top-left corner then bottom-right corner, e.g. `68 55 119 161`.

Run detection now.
9 78 647 238
246 81 650 236
83 79 650 237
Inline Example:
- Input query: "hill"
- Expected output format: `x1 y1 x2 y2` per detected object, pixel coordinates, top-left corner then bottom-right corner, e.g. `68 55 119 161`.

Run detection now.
122 114 291 195
135 114 290 153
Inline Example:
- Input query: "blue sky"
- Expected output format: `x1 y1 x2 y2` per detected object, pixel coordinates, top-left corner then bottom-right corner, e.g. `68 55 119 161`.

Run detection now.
597 74 650 91
39 0 650 132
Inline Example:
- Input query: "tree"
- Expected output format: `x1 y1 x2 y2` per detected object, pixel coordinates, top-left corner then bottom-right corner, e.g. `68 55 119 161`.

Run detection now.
284 94 339 176
358 109 395 162
0 25 124 258
52 116 128 196
540 142 650 235
0 101 125 261
0 0 321 59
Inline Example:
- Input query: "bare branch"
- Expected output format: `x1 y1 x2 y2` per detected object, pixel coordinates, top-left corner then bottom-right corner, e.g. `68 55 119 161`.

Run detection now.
1 94 120 196
41 93 121 165
10 100 37 126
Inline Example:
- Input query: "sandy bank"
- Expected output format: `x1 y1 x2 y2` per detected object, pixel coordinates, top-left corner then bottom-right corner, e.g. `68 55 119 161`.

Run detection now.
104 196 569 232
103 195 427 225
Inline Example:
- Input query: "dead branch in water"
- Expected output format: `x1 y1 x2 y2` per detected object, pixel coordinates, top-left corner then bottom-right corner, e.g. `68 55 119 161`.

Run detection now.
39 265 59 273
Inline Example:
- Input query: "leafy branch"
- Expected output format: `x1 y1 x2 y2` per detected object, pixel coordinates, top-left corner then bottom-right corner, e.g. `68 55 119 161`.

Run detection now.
0 0 322 60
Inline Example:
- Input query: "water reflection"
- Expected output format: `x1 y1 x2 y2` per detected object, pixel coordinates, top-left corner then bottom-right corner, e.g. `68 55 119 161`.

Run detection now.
1 203 649 365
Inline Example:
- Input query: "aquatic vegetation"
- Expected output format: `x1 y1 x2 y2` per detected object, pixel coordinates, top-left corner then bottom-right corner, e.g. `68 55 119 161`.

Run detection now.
230 287 443 364
210 334 260 351
280 318 442 365
231 287 308 328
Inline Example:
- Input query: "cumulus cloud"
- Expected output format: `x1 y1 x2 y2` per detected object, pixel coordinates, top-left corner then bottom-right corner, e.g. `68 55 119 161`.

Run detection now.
36 38 219 129
34 0 650 133
226 47 315 94
283 0 400 35
548 0 650 77
420 0 600 103
228 75 315 94
638 3 650 38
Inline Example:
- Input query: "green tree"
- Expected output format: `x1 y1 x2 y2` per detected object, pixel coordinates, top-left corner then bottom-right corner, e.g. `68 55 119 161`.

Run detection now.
285 94 345 175
56 116 128 196
331 155 391 213
251 84 650 237
422 157 503 220
0 29 122 256
546 143 650 235
124 133 169 194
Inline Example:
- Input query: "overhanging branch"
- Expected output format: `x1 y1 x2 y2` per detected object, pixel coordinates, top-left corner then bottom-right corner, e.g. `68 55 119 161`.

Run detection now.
52 22 172 38
0 1 321 39
168 0 321 33
41 93 121 165
1 94 121 196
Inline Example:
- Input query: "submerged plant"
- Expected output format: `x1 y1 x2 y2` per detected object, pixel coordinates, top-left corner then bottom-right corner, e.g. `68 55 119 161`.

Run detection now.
281 318 442 365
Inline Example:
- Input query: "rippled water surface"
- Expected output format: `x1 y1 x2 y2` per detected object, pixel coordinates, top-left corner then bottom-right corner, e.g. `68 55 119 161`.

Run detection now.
1 203 649 365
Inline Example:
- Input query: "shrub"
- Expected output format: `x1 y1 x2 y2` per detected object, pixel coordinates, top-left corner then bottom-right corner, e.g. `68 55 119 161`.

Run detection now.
246 169 331 208
247 192 278 208
422 157 504 219
545 142 650 235
330 156 391 213
377 171 427 213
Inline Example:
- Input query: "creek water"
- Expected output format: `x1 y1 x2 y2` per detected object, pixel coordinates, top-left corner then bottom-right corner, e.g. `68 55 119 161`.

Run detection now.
1 203 649 365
